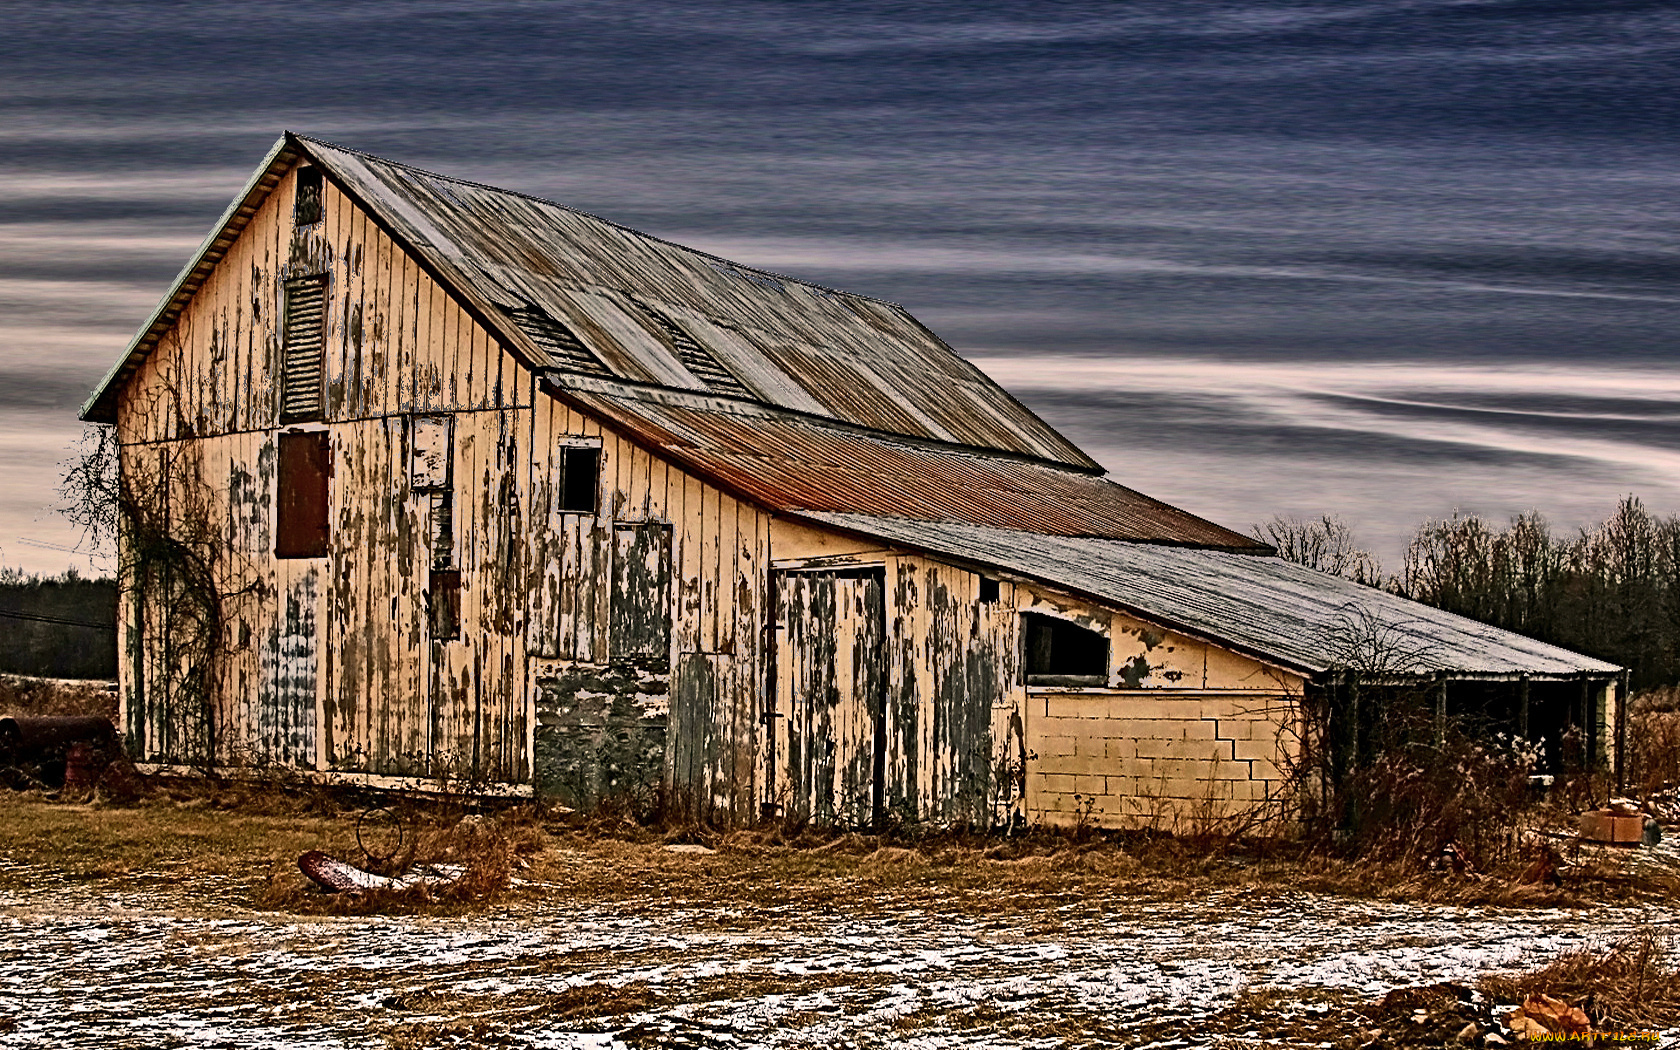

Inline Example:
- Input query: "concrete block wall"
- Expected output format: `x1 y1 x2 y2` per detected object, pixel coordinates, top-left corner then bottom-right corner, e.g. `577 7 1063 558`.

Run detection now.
1026 690 1299 832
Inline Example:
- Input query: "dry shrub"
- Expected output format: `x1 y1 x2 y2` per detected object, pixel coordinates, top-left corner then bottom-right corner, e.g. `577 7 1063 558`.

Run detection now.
391 808 547 903
1626 688 1680 801
1331 712 1540 870
259 805 546 915
1478 930 1680 1032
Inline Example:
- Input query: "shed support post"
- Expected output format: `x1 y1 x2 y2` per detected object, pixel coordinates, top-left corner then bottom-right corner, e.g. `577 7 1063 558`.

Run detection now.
1341 674 1361 833
1517 676 1530 741
1435 674 1448 745
1579 676 1594 772
1614 669 1629 796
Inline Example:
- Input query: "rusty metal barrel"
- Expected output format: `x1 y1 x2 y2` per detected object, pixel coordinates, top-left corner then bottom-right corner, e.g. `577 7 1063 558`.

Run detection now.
63 742 96 790
0 715 114 751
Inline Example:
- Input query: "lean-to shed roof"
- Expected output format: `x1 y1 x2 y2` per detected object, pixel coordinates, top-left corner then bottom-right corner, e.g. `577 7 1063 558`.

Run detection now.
85 133 1094 471
549 380 1265 549
802 512 1621 680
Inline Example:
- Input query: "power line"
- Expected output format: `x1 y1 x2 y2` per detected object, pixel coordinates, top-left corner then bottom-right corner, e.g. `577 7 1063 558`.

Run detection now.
0 609 114 630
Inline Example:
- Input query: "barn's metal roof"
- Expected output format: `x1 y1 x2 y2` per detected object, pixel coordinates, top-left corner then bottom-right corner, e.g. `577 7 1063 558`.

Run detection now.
302 137 1094 465
552 380 1266 549
802 512 1621 680
84 132 1093 470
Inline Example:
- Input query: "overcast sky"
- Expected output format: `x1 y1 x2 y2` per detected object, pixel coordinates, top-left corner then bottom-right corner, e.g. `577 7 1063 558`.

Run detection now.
3 0 1678 576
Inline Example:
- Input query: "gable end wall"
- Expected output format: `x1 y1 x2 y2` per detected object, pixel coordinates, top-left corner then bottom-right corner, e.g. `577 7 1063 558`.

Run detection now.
112 161 774 799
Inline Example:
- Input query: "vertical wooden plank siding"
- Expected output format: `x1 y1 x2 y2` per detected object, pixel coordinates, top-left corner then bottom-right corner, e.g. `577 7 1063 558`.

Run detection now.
107 153 867 821
770 571 885 826
112 159 555 789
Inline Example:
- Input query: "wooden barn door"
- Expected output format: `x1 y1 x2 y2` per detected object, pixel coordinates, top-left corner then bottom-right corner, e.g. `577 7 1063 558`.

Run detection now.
774 569 886 827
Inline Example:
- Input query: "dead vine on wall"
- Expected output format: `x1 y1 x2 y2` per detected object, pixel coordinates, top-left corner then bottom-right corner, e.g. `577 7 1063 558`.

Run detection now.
62 345 258 773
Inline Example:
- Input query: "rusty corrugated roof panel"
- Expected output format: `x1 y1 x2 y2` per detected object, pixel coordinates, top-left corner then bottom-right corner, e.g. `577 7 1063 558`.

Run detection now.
299 135 1098 468
803 512 1621 679
555 381 1265 549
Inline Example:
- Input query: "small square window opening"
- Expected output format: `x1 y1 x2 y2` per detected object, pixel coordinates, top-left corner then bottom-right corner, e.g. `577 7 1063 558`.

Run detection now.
560 446 600 514
1022 612 1108 686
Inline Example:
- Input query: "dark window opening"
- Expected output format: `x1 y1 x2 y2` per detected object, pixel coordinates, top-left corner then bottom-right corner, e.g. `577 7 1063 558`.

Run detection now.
428 569 461 640
978 576 1000 603
294 165 323 226
428 492 453 570
276 431 330 559
280 276 327 422
1023 612 1108 685
560 446 600 514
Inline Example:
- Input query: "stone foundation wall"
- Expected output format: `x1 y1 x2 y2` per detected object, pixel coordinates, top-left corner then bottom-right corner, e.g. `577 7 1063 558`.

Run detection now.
532 660 668 810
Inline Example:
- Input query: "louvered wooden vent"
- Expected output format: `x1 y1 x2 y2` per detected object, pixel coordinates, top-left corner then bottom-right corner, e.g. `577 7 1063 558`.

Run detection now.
500 304 612 377
280 276 327 422
639 304 754 399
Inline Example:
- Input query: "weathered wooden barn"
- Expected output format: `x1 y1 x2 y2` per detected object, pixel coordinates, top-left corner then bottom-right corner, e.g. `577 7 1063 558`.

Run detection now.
82 133 1622 829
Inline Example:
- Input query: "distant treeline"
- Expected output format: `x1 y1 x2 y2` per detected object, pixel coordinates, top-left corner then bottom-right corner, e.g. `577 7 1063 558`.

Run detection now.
0 568 117 680
1257 496 1680 692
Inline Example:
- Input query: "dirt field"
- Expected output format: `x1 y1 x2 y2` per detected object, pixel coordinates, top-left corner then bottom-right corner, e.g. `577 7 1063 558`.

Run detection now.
0 796 1677 1048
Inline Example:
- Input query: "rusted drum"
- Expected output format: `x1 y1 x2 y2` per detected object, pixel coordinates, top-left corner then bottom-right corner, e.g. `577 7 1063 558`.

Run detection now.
0 716 115 759
0 716 115 787
63 741 95 790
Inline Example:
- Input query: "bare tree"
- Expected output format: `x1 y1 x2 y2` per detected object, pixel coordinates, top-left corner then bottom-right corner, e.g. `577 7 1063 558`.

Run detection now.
1399 500 1680 690
58 424 119 567
1252 514 1383 586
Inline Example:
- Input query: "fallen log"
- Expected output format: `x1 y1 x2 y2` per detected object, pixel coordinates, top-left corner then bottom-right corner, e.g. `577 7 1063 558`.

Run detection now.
297 850 462 894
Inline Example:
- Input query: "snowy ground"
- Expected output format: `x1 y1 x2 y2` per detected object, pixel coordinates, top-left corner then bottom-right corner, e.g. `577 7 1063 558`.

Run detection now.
1 863 1676 1049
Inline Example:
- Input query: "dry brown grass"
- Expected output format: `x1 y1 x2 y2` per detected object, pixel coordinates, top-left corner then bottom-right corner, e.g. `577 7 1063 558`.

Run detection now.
1479 930 1680 1032
0 674 116 719
1627 689 1680 802
1209 985 1368 1047
512 817 1672 918
378 982 661 1048
1 780 1672 918
0 792 356 884
370 971 890 1049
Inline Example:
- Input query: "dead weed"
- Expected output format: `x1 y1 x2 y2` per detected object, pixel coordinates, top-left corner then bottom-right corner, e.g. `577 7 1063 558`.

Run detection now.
0 674 116 720
257 807 549 916
1479 929 1680 1032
